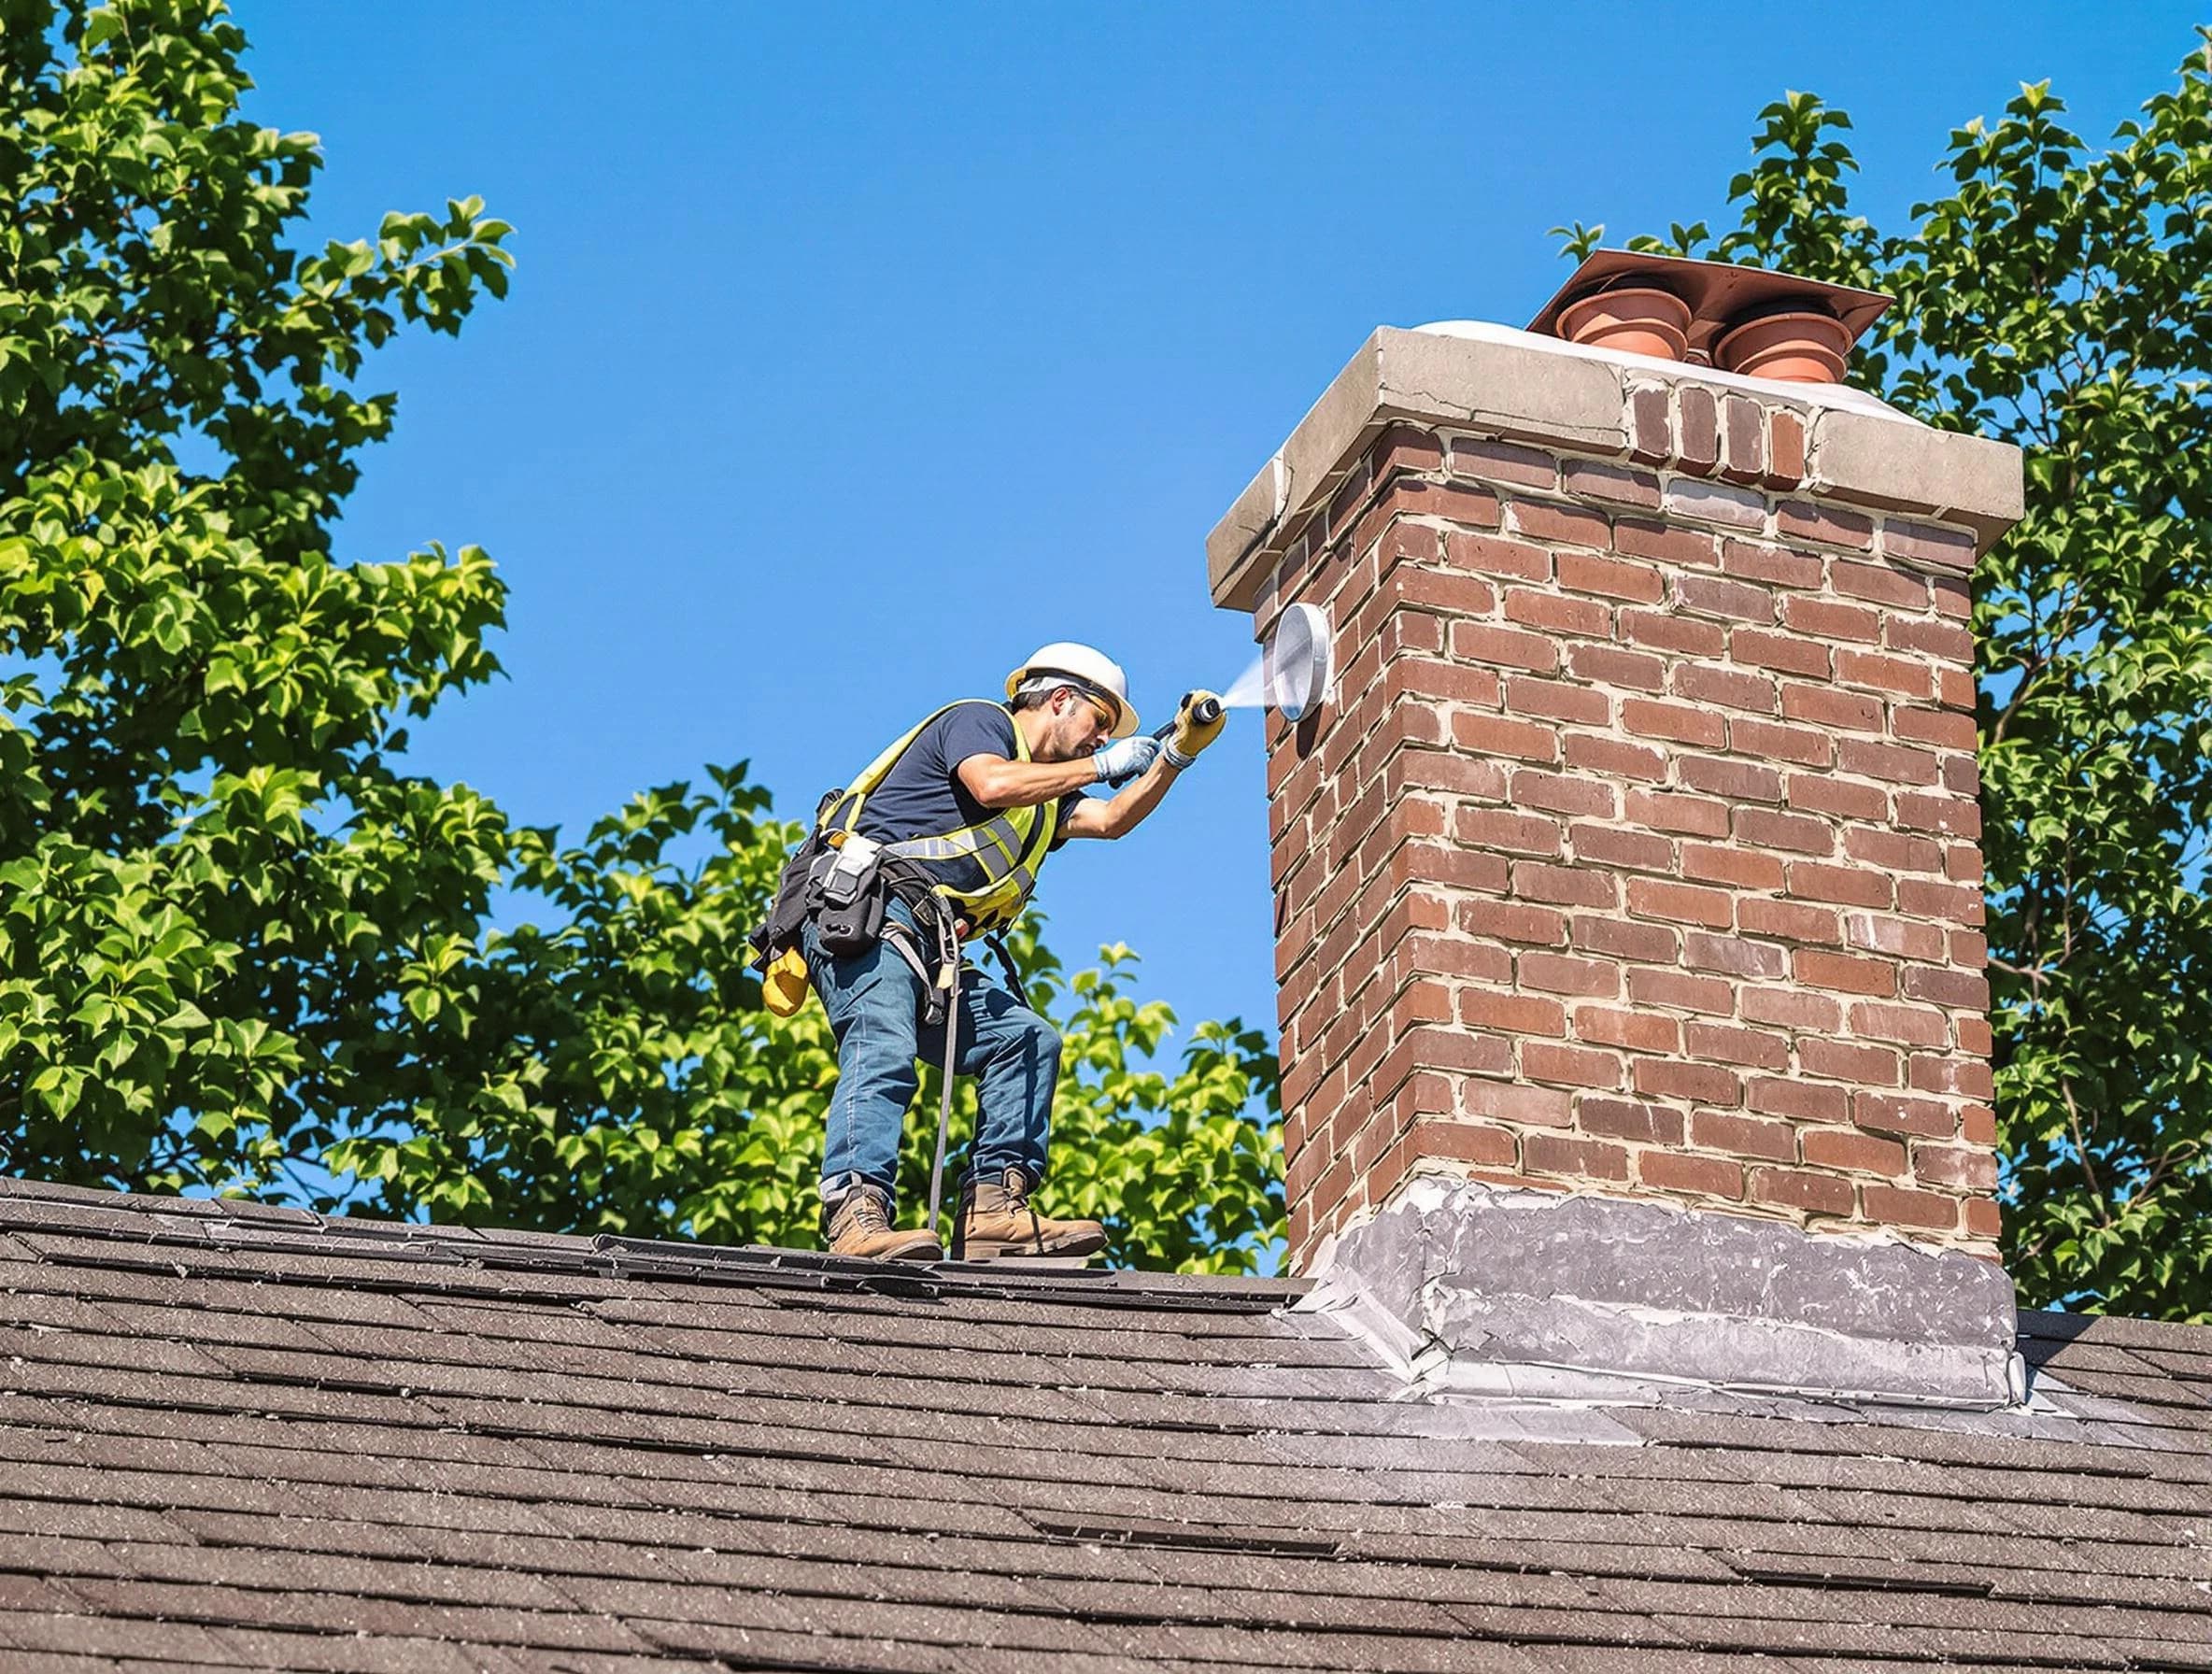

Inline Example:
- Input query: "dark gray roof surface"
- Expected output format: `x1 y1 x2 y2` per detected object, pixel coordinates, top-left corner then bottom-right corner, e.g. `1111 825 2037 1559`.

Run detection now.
0 1177 2206 1674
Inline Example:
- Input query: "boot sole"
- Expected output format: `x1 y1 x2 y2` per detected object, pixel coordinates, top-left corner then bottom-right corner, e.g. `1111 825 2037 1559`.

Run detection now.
951 1250 1099 1270
952 1237 1107 1263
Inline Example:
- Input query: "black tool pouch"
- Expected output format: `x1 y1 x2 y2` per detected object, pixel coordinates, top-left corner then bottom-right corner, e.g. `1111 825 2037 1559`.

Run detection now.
813 839 887 957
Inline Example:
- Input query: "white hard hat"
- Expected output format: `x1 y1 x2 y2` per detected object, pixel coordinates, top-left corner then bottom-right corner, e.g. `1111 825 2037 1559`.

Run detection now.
1005 642 1139 738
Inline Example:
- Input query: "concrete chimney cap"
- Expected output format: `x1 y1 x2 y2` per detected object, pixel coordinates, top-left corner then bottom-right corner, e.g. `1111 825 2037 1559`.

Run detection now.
1529 248 1893 362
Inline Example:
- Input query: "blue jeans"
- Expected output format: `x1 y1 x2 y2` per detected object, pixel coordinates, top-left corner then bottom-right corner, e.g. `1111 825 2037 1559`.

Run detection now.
804 901 1060 1211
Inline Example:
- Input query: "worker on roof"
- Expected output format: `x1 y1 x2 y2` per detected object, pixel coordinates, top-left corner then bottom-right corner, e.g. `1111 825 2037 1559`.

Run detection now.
756 644 1224 1264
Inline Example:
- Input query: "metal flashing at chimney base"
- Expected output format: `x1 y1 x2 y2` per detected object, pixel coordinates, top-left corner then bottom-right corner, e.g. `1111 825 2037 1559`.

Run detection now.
1301 1177 2024 1411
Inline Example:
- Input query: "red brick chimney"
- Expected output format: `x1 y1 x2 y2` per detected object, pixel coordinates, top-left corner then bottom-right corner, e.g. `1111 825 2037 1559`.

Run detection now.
1211 288 2024 1405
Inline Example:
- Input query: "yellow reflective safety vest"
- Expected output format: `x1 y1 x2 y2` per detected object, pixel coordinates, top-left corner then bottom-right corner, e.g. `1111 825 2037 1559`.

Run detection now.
821 700 1060 934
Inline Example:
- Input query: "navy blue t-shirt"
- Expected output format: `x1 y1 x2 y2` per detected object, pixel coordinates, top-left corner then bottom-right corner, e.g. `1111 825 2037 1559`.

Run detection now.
852 702 1085 894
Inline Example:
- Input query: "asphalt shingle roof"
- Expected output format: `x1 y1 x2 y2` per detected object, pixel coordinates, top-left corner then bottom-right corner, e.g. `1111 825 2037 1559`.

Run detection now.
0 1176 2206 1673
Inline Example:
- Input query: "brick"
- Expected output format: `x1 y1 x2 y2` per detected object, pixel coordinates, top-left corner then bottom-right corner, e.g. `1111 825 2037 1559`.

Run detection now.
1882 519 1978 571
1719 538 1822 591
1505 588 1612 639
1627 789 1730 838
1665 478 1767 529
1938 666 1977 711
1612 516 1719 568
1733 806 1834 856
1862 1184 1961 1231
1504 672 1609 730
1681 930 1785 980
1565 734 1668 782
1628 387 1671 465
1855 1091 1958 1139
1787 773 1887 822
1680 843 1784 891
1844 827 1944 873
1729 718 1835 768
1639 1150 1744 1199
1829 560 1930 609
1404 1117 1520 1171
1451 620 1561 673
1739 985 1842 1032
1369 423 1448 480
1635 1057 1742 1105
1680 754 1784 803
1748 1076 1850 1124
1914 1143 1998 1191
1964 1197 2003 1240
1686 1020 1790 1071
1721 395 1765 485
1462 900 1567 946
1447 528 1553 583
1908 1053 1993 1098
1940 753 1978 796
1394 477 1507 532
1693 1109 1798 1162
1626 876 1734 929
1931 574 1972 619
1523 1040 1624 1089
1622 609 1726 657
1838 737 1940 786
1679 385 1720 471
1456 807 1563 856
1623 698 1727 748
1524 1132 1631 1180
1790 862 1893 911
1780 683 1882 732
1675 662 1777 714
1460 1078 1575 1128
1459 987 1568 1037
1574 1006 1680 1054
1891 705 1978 751
1559 549 1666 603
1672 573 1775 623
1837 648 1936 700
1571 914 1679 963
1730 628 1832 679
1802 1037 1901 1086
1765 407 1807 487
1844 911 1948 961
1903 964 1988 1009
1513 768 1617 817
1885 615 1976 663
1750 1167 1856 1217
1779 594 1881 644
1850 1000 1952 1048
1793 948 1896 996
1453 437 1559 490
1519 951 1621 997
1802 1128 1907 1176
1625 968 1733 1014
1511 859 1618 908
1568 643 1667 690
1452 712 1560 763
1507 499 1611 549
1576 822 1677 872
1562 459 1662 508
1581 1096 1685 1145
1776 500 1874 549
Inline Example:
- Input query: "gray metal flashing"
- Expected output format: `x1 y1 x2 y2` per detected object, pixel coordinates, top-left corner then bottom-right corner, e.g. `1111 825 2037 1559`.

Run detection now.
1305 1178 2023 1411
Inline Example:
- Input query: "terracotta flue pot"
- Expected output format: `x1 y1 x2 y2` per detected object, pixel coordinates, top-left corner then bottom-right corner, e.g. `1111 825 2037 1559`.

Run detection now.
1555 286 1692 362
1714 309 1852 383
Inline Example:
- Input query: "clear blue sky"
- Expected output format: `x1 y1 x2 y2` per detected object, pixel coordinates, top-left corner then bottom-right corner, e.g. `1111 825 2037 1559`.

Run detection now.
233 2 2203 1048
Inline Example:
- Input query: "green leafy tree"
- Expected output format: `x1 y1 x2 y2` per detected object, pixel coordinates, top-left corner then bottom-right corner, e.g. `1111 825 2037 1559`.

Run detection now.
2 0 1283 1272
1577 31 2212 1319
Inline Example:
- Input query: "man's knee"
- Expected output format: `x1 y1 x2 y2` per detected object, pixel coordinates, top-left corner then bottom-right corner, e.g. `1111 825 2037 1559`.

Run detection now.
1019 1013 1061 1074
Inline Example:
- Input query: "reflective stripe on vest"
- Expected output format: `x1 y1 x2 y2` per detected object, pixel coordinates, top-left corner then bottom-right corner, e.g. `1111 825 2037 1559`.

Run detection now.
823 699 1059 933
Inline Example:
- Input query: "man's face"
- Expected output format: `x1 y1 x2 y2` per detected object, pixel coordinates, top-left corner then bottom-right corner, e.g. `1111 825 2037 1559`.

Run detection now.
1033 685 1117 762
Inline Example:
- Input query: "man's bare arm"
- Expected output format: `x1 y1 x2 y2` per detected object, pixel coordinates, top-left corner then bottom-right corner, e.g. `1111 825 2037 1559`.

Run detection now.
956 753 1099 811
1059 756 1179 841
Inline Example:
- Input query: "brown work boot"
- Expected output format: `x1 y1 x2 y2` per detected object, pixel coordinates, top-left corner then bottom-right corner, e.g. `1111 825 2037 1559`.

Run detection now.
824 1186 942 1262
952 1167 1106 1262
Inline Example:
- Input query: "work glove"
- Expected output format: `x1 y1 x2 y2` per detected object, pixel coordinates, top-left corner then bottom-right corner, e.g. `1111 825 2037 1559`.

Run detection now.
1162 691 1226 770
1092 733 1161 787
